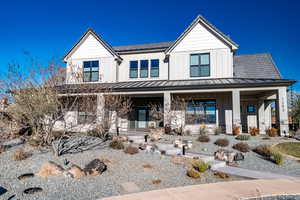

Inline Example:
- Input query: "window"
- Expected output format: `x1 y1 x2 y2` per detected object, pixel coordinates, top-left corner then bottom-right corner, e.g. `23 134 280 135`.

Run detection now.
77 97 96 124
185 100 216 124
247 105 255 113
83 61 99 82
190 53 210 77
140 60 149 78
150 59 159 77
129 61 138 78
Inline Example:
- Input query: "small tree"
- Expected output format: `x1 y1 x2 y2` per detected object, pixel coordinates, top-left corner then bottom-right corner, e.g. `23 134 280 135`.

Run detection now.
292 97 300 128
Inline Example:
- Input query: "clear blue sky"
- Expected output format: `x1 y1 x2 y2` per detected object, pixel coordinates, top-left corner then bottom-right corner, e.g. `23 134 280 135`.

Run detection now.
0 0 299 90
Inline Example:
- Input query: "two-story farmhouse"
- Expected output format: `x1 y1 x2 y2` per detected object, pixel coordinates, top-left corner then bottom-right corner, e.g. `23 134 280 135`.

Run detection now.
58 15 295 136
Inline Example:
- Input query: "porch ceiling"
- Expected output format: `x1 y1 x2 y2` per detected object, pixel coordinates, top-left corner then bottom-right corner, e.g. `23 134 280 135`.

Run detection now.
57 78 295 94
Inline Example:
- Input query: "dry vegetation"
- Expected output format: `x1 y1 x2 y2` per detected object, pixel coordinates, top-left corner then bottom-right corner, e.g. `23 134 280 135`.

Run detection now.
214 138 229 147
13 148 31 161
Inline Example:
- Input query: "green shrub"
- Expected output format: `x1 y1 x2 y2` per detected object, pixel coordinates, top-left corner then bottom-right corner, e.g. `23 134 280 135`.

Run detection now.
235 135 250 141
186 168 201 179
214 138 229 147
253 145 272 157
199 124 208 136
197 135 210 143
109 140 124 150
232 142 250 152
192 159 208 172
271 151 284 165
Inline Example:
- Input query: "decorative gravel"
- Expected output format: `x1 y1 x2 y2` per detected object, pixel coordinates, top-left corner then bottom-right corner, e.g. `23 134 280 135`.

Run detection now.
0 142 244 200
161 134 300 177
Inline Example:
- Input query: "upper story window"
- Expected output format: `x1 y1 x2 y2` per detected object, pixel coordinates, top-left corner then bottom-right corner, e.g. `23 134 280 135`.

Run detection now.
129 61 138 78
83 61 99 82
140 60 149 78
190 53 210 77
150 59 159 77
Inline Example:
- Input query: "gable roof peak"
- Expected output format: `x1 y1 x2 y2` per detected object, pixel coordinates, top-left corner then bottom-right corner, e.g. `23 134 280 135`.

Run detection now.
165 14 239 54
63 28 121 62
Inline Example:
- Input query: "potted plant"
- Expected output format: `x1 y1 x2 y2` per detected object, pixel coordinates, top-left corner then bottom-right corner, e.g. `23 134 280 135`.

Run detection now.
232 125 241 135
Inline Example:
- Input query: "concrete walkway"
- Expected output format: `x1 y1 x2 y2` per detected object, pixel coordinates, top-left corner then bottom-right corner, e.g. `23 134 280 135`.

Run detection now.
101 179 300 200
214 165 297 180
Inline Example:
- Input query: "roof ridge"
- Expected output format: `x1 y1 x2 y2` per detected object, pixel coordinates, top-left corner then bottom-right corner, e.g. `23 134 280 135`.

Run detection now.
234 52 269 57
113 41 173 48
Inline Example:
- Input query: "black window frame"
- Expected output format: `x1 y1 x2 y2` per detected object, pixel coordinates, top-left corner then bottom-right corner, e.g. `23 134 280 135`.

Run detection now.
190 53 210 77
83 60 99 82
150 59 159 77
129 60 138 78
140 60 149 78
185 99 216 124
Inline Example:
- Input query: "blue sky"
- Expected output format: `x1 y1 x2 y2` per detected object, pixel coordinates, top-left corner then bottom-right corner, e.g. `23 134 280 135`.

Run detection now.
0 0 299 90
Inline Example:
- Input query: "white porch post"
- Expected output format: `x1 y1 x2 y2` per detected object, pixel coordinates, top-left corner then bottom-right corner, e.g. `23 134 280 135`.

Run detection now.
277 87 289 136
258 100 265 134
264 101 272 130
96 93 105 124
164 92 171 126
232 89 241 131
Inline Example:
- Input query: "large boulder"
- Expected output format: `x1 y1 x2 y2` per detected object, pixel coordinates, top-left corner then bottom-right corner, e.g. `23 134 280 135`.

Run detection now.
36 161 65 178
84 159 107 176
214 150 236 163
68 164 86 179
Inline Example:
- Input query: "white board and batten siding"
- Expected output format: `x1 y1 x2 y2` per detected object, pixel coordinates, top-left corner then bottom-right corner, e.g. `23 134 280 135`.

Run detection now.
66 34 117 84
169 22 233 80
118 52 168 82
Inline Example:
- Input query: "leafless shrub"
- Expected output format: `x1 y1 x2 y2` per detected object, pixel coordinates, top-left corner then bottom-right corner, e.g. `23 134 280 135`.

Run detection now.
13 148 31 161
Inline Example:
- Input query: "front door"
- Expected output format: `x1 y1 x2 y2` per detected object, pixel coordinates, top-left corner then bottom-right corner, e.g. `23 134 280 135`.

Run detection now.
137 109 147 128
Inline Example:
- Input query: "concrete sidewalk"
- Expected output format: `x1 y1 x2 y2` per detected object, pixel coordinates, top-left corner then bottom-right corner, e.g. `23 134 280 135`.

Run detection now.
101 179 300 200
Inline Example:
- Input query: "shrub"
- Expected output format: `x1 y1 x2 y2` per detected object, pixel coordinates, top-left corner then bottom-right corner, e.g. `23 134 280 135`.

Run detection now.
232 142 250 152
164 124 172 134
186 168 201 179
197 135 210 143
262 137 271 140
214 171 230 179
266 128 278 137
124 146 139 155
271 151 284 165
199 124 207 136
214 126 222 135
109 140 124 150
235 135 250 141
0 145 6 155
214 138 229 147
13 148 31 161
253 145 272 157
192 159 208 172
232 125 241 135
249 127 259 136
152 179 162 184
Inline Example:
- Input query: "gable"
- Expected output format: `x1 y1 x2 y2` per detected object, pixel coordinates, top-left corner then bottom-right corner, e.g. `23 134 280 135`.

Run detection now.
69 34 113 59
172 22 228 52
63 29 121 62
166 15 238 54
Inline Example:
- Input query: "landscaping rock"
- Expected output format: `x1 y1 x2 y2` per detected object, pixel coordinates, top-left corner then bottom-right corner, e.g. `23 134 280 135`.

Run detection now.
1 138 24 148
84 159 107 176
0 186 7 196
214 150 236 163
234 152 245 161
68 164 86 178
36 161 65 178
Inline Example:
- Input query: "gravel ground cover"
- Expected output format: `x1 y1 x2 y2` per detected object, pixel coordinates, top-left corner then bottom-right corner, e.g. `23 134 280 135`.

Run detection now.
0 142 244 200
161 134 300 177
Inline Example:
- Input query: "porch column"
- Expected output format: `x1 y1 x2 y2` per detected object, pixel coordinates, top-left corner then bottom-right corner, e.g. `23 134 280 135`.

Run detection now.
164 92 171 126
232 89 241 131
258 100 265 134
264 101 272 130
277 87 289 136
96 93 105 124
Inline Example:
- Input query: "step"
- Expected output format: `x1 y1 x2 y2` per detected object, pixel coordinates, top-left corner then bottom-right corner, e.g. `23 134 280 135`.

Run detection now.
184 153 214 162
209 160 226 169
155 143 175 151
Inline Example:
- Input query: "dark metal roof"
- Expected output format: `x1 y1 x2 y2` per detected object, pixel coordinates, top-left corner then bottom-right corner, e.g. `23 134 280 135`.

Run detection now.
57 78 295 94
234 53 282 79
113 41 173 52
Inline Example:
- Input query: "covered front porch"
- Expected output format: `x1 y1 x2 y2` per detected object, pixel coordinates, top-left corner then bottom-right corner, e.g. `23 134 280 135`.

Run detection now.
114 86 289 136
